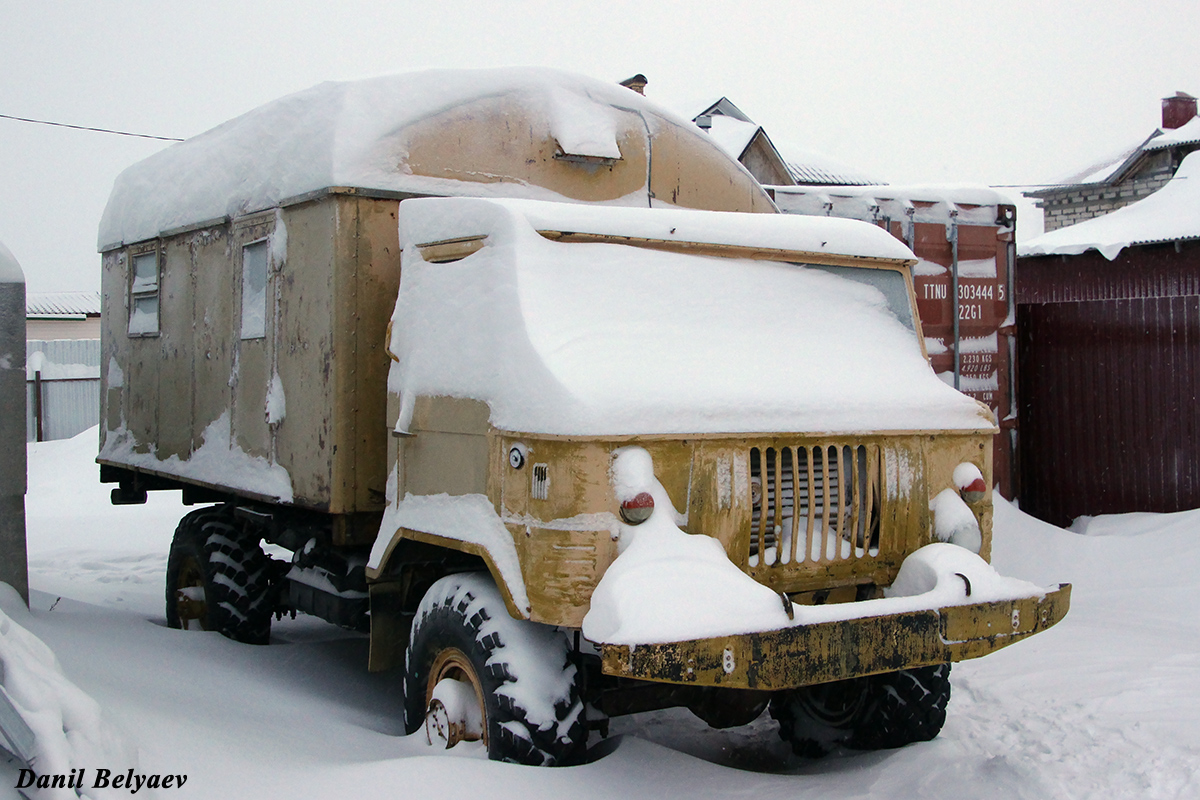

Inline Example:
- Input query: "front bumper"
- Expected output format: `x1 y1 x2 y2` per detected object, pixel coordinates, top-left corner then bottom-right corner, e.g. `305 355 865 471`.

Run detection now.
600 583 1071 690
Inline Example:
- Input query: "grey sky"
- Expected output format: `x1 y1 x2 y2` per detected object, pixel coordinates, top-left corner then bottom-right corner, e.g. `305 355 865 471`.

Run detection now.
2 0 1198 292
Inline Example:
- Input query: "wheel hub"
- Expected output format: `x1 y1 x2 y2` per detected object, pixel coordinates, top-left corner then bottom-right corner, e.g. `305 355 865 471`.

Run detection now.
425 648 486 748
175 557 209 631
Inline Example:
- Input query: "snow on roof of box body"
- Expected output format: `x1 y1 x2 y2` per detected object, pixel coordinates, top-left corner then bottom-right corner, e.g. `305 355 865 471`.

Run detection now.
389 197 992 437
99 68 758 249
1020 151 1200 260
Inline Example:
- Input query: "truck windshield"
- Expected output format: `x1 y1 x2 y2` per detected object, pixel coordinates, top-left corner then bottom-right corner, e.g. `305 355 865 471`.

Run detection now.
804 264 916 333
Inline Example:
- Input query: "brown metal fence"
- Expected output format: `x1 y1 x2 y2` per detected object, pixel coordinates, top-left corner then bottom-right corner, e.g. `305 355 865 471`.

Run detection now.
1017 243 1200 525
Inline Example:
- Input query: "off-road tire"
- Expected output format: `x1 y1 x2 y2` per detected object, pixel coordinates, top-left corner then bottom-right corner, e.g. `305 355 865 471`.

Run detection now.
165 506 276 645
771 663 951 757
403 573 586 766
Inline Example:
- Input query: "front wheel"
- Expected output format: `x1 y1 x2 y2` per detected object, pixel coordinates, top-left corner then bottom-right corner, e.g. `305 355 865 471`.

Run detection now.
770 663 951 757
403 573 586 766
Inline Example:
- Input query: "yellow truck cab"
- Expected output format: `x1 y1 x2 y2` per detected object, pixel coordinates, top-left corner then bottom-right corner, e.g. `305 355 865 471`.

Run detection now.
364 197 1068 762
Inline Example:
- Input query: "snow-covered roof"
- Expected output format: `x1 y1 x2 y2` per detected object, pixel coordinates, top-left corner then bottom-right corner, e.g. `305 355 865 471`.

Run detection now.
691 97 882 186
99 68 742 249
1020 150 1200 260
1144 116 1200 151
691 97 753 124
0 240 22 284
704 115 759 161
26 291 101 318
777 143 886 186
1048 140 1146 188
1031 120 1200 194
389 197 992 437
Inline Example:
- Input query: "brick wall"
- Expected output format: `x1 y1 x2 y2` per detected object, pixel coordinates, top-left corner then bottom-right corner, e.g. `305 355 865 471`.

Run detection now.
1037 173 1171 231
1032 145 1200 232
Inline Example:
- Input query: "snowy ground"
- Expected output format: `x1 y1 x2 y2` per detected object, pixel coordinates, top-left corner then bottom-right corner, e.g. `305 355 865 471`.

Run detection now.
3 428 1199 799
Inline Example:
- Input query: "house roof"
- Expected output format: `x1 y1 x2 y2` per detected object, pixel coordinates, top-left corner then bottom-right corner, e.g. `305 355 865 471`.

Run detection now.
26 291 101 318
693 97 753 123
1056 140 1147 186
692 97 884 187
1027 117 1200 198
704 114 760 161
1020 150 1200 260
776 143 886 186
1145 116 1200 151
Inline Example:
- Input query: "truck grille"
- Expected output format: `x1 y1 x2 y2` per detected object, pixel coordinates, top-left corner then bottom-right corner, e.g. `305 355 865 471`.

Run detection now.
749 444 882 569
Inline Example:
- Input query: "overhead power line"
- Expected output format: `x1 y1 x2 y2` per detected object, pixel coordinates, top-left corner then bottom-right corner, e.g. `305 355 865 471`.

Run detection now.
0 113 184 142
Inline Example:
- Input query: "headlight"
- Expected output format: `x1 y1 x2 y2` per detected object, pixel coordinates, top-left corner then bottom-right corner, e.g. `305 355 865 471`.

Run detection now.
619 492 655 525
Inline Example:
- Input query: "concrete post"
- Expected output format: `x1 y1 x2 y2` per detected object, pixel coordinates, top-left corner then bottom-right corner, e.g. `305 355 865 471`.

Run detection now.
0 240 28 604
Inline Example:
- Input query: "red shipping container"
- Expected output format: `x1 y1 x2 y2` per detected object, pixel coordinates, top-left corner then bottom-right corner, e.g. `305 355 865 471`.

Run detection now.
771 186 1018 498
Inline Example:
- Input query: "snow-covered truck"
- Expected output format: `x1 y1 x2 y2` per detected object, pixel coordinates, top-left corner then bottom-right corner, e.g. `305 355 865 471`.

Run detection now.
96 69 1069 766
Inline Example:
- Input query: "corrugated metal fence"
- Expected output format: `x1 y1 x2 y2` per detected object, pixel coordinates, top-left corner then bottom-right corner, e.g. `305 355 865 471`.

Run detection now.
1017 242 1200 525
26 339 100 442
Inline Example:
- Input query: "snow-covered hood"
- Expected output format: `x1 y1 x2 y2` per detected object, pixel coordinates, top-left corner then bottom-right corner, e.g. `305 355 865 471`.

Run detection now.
388 198 993 436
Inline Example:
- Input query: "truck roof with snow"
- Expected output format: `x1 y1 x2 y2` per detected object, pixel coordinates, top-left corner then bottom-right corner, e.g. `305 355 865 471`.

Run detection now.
97 68 1068 768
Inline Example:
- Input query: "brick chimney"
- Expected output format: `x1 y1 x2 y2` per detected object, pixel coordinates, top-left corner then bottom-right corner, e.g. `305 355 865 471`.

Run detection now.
620 74 648 96
1162 91 1197 129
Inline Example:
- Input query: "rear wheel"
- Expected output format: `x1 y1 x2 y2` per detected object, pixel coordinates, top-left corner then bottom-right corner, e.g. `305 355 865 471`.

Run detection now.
771 664 951 757
403 573 586 766
165 506 276 645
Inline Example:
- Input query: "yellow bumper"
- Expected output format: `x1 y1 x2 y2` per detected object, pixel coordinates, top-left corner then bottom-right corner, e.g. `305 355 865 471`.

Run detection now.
600 583 1071 690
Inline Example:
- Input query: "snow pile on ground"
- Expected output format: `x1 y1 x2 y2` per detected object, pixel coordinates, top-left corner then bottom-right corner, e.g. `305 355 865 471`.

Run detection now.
0 586 136 800
1020 150 1200 260
389 198 992 436
98 67 735 248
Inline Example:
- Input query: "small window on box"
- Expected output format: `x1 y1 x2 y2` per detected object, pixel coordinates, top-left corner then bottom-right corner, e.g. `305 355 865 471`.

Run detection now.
241 240 269 339
128 251 159 335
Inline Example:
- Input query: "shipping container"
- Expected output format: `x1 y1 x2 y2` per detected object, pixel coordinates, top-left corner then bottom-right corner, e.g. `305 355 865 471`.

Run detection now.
770 186 1018 498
